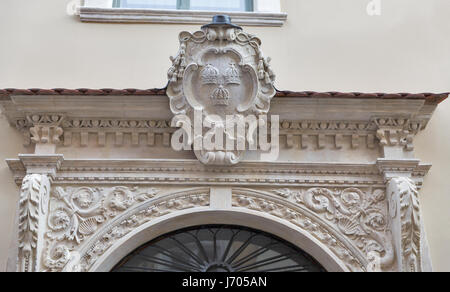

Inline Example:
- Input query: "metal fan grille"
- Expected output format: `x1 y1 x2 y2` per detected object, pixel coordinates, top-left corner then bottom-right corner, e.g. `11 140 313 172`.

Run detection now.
112 225 325 272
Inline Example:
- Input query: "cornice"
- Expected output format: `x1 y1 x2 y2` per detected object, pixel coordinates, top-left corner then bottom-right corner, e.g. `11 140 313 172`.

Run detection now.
1 88 448 104
5 158 430 188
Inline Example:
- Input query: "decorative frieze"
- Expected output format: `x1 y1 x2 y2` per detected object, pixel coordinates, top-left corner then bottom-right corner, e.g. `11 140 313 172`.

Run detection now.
12 116 430 151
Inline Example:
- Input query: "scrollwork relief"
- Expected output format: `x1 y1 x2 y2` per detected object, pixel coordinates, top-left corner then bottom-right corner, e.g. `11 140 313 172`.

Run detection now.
78 192 210 272
42 186 161 271
42 187 212 272
232 190 365 272
285 187 394 271
239 187 396 271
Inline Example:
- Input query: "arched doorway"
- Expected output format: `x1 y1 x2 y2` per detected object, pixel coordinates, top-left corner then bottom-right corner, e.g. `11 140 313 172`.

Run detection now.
112 225 325 272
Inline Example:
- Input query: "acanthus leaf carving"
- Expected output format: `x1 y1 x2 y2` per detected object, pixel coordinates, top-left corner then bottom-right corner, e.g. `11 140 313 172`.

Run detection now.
387 177 422 272
18 174 51 272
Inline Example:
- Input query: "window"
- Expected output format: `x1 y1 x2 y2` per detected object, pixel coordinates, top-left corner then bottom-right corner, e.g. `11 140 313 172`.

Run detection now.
114 0 254 12
80 0 287 27
112 225 325 272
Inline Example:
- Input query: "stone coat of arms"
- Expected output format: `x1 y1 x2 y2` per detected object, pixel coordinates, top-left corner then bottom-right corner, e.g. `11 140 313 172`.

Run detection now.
167 15 276 165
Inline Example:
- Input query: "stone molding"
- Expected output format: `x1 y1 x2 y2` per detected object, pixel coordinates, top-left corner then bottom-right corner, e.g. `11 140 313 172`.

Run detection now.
6 157 431 188
78 8 288 27
8 115 431 151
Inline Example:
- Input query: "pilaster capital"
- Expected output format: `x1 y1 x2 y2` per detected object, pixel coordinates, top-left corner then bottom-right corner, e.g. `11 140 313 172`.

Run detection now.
18 154 64 178
376 158 421 181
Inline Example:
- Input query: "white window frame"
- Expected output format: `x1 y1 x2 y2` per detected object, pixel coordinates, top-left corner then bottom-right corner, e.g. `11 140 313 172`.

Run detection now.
75 0 287 27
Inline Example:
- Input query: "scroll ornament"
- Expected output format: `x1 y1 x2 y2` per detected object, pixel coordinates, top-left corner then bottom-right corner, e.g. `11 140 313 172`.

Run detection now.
43 186 159 271
272 187 396 271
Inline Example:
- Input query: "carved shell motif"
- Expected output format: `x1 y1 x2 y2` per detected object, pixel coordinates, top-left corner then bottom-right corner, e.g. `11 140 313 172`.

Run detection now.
78 217 100 236
338 217 362 236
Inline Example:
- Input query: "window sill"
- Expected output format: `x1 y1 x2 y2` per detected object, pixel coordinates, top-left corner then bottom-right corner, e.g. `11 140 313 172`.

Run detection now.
79 7 287 27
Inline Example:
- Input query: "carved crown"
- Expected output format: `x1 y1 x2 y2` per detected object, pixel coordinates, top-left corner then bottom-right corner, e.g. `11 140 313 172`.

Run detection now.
210 85 230 106
201 64 219 85
224 63 240 85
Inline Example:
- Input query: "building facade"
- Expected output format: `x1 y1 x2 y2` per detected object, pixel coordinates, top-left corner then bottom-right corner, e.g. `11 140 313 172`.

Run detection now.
0 0 449 272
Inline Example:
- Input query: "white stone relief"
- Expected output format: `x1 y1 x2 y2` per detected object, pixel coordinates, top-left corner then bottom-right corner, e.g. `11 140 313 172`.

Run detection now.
47 187 105 244
18 174 51 272
7 154 432 272
76 190 210 272
46 186 160 245
13 115 428 152
166 19 276 165
374 118 426 151
387 177 422 272
19 114 65 147
232 189 366 271
2 15 441 273
40 187 213 272
235 187 396 271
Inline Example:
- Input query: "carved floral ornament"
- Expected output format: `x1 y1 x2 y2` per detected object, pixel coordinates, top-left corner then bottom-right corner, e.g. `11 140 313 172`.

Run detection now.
233 187 394 272
41 187 210 272
37 186 403 272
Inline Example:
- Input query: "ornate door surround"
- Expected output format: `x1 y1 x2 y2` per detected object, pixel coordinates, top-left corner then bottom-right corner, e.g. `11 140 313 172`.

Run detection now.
1 17 448 272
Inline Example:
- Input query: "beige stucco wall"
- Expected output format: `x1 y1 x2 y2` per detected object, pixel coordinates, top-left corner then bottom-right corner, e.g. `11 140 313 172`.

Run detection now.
0 0 449 271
